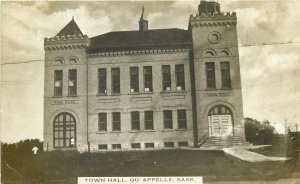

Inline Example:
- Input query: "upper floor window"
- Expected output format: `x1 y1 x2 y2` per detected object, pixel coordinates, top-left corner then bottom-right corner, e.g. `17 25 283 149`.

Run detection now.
144 66 153 92
130 67 139 93
220 62 231 88
131 111 140 130
68 69 77 96
98 68 107 94
177 109 187 129
112 112 121 131
205 62 216 89
163 110 173 129
54 70 63 96
145 111 154 130
162 65 171 91
111 68 120 94
98 113 107 132
175 64 185 91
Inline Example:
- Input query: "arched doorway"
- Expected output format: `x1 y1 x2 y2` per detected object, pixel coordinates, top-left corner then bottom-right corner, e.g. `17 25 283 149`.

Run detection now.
208 105 233 137
53 112 76 148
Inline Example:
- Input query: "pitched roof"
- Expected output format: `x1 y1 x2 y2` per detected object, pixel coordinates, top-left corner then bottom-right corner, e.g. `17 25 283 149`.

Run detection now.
56 19 83 36
87 29 192 53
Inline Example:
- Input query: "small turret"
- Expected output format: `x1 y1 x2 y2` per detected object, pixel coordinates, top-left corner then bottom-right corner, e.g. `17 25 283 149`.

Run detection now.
139 7 148 31
198 0 220 14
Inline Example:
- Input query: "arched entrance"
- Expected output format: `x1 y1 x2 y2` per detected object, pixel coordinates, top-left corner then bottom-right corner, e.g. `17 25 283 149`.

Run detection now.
208 105 233 137
53 112 76 148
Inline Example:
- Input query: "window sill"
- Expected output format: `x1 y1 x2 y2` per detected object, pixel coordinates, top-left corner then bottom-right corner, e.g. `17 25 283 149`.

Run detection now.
67 95 78 97
141 92 154 94
162 129 174 132
160 90 173 94
97 93 108 96
96 131 108 134
110 93 121 96
220 87 233 90
176 128 188 131
143 130 155 132
205 88 217 91
52 96 64 98
110 131 122 133
128 92 140 95
129 130 141 133
174 90 186 93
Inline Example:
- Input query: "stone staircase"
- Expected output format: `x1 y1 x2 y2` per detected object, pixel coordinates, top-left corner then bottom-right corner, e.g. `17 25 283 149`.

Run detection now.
200 136 252 149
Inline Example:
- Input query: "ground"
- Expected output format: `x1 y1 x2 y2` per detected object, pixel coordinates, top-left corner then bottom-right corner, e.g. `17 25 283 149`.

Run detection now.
2 148 300 184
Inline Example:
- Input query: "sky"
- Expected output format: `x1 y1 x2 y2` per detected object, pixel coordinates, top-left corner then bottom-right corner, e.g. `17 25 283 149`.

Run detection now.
1 0 300 143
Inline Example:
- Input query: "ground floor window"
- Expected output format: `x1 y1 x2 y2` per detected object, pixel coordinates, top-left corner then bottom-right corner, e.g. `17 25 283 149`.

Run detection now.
112 144 121 149
145 143 154 148
178 141 188 147
131 143 141 149
53 112 76 148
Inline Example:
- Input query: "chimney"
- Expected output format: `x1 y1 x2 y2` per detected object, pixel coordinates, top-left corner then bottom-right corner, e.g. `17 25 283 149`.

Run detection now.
139 7 148 31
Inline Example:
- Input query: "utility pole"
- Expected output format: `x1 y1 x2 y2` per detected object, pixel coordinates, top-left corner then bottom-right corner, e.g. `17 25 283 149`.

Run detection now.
295 124 298 132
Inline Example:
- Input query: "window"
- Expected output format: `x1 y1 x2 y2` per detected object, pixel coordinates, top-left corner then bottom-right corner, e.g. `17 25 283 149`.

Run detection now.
145 111 154 130
112 112 121 131
98 68 107 94
54 70 63 96
162 65 171 91
175 64 185 90
177 109 187 129
143 66 153 92
221 62 231 88
205 62 216 89
111 68 120 94
112 144 121 149
98 113 107 132
131 111 140 130
145 143 154 148
98 144 108 150
131 143 141 149
53 112 76 148
163 110 173 129
178 141 188 147
68 69 77 95
130 67 139 93
164 142 174 148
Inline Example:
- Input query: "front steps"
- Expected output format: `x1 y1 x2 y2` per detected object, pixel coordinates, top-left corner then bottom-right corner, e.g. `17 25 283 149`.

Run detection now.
200 136 252 149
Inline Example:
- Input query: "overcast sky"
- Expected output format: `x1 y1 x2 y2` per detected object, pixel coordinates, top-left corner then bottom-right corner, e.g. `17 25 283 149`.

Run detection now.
1 0 300 143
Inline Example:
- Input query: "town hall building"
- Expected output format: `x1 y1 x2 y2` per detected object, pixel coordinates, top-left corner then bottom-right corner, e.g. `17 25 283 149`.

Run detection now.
43 1 245 152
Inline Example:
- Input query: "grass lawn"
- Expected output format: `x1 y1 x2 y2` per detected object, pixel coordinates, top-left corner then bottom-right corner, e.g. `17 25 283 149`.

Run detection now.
2 149 300 184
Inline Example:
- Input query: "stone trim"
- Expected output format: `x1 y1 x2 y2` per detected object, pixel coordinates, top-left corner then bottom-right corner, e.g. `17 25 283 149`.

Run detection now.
87 48 191 58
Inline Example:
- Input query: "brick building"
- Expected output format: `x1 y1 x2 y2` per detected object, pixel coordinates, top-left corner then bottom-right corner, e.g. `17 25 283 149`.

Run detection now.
43 1 245 152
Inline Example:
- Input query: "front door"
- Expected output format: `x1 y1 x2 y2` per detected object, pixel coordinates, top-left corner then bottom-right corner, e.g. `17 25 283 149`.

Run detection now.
208 105 233 137
210 115 232 136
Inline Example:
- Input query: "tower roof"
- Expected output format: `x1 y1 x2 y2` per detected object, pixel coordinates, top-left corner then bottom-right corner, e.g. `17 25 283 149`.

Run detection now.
56 18 83 36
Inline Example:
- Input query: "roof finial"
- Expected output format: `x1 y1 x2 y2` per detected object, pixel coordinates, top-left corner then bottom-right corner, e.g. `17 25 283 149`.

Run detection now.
72 16 74 20
140 6 144 20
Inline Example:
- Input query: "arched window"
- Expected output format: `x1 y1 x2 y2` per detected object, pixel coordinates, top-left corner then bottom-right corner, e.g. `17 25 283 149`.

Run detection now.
204 50 215 57
219 50 230 56
209 105 232 116
68 56 79 63
54 56 64 64
53 112 76 148
208 105 233 136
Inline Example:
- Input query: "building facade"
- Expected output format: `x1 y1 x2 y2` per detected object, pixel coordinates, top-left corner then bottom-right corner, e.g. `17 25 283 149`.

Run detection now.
44 1 244 152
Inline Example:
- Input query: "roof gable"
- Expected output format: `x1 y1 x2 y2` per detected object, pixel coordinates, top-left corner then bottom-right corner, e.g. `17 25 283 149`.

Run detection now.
56 19 83 36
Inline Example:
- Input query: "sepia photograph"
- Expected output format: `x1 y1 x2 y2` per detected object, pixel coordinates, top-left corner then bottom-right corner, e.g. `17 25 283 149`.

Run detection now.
1 0 300 183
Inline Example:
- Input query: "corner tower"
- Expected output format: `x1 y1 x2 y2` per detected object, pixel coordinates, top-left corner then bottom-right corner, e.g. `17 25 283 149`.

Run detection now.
43 18 90 151
189 1 245 142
